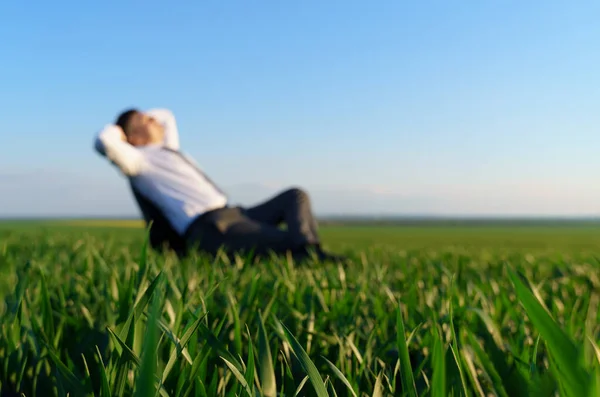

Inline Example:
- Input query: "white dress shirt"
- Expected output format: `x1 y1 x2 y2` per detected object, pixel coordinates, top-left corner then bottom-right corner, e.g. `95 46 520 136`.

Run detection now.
94 108 228 235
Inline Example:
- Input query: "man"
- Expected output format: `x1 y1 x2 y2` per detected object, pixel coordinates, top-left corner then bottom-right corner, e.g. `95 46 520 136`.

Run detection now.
94 107 344 263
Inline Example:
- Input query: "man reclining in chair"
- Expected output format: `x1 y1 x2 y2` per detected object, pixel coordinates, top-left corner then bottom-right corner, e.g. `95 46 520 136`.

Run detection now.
93 107 345 263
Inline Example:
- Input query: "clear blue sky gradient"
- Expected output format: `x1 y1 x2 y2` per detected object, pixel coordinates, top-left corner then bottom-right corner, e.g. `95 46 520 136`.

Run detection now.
1 1 599 216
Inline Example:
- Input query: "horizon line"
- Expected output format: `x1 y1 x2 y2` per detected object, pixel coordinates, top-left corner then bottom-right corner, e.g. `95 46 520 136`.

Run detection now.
2 214 600 221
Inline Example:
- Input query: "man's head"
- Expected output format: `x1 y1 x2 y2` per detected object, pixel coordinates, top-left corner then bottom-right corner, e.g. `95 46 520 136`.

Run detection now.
115 108 165 146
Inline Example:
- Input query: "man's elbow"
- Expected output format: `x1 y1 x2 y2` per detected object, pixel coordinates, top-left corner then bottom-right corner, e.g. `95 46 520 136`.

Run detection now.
118 160 145 177
121 166 139 177
94 138 107 157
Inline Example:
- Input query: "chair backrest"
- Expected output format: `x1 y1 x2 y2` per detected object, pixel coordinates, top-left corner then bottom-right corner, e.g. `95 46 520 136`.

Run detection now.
129 182 187 255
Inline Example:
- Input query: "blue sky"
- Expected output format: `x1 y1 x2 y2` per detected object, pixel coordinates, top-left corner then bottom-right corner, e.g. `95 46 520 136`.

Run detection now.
1 1 599 217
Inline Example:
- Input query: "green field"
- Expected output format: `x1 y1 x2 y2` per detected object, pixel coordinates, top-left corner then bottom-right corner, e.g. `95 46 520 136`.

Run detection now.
1 221 599 396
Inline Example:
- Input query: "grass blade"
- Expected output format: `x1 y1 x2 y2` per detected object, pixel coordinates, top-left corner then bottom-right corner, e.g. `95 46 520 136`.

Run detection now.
396 304 417 396
244 325 256 394
371 372 384 397
322 356 358 397
133 272 165 325
279 320 329 397
294 376 309 397
161 313 207 382
96 345 112 397
469 307 530 396
508 268 590 396
44 343 89 396
40 272 55 345
465 330 509 397
431 325 446 397
221 357 254 397
134 287 162 397
108 326 141 366
111 311 137 396
589 337 600 365
257 311 277 397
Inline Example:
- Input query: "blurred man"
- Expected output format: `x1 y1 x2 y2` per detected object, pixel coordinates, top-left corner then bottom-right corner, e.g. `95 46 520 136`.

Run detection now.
94 107 345 263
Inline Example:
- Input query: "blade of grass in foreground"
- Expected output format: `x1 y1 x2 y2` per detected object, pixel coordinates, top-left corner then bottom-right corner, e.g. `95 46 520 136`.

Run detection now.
396 304 417 396
44 342 89 396
135 222 152 291
508 268 590 397
95 345 112 397
221 357 254 397
589 337 600 365
280 320 329 397
465 330 509 397
111 308 137 396
469 308 530 396
327 377 340 397
431 325 446 397
197 322 244 374
133 272 165 325
227 292 243 359
134 289 161 397
161 313 206 383
40 272 55 345
371 372 384 397
588 338 600 397
322 356 358 397
257 311 277 397
294 376 309 397
449 299 470 397
244 325 256 394
588 369 600 397
117 271 165 344
107 327 141 367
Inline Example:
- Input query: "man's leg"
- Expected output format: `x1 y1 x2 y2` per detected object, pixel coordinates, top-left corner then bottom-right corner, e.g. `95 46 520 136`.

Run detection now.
184 206 306 259
243 188 347 262
221 217 300 257
242 188 320 248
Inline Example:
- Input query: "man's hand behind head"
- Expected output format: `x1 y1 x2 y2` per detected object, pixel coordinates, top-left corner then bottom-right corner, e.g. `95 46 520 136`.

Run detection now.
118 127 127 142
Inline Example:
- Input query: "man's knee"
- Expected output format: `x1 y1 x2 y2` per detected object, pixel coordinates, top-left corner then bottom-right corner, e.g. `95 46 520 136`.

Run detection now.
284 187 310 203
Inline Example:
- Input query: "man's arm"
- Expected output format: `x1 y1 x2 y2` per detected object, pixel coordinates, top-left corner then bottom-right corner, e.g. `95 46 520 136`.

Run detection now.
146 108 180 150
94 124 146 176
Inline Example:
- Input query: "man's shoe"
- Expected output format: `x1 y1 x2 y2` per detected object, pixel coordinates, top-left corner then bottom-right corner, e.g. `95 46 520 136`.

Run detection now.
294 244 348 263
316 249 349 264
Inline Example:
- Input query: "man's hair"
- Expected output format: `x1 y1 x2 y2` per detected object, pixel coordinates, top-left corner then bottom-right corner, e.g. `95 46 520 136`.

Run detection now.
115 108 139 135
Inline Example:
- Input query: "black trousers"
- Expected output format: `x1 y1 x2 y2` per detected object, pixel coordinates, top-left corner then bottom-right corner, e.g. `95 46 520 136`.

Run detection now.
183 188 320 257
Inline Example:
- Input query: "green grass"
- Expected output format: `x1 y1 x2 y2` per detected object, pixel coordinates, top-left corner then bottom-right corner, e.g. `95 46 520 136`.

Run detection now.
1 222 599 396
